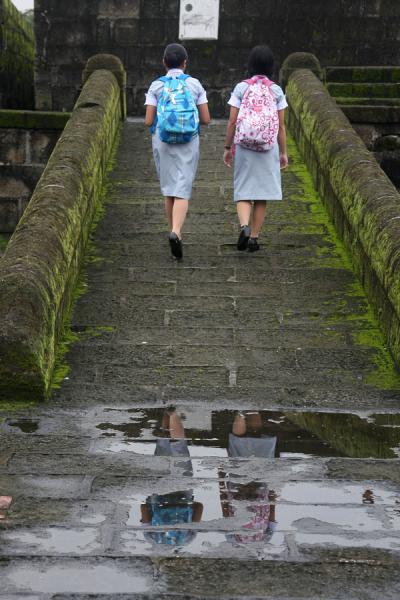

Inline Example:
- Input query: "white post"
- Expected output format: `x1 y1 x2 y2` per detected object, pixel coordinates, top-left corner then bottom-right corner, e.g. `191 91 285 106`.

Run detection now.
179 0 220 40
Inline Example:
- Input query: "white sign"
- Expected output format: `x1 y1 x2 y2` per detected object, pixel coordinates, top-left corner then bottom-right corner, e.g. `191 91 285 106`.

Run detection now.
179 0 220 40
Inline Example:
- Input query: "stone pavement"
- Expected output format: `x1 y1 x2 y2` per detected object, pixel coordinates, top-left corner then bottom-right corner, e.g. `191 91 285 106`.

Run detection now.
0 121 400 598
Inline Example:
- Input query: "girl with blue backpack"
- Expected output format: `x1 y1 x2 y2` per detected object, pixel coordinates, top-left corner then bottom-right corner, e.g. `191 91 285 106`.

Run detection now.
145 44 211 259
223 46 289 252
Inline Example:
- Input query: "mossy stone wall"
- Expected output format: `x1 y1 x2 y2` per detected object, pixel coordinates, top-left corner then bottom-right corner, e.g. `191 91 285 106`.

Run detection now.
286 69 400 367
0 66 122 401
0 0 35 109
34 0 400 117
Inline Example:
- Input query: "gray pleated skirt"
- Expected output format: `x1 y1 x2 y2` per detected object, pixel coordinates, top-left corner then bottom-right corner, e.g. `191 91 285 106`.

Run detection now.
152 129 200 200
234 142 282 202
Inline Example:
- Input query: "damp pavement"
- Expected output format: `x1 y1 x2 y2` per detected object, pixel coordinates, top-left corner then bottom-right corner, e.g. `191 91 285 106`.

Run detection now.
1 121 400 598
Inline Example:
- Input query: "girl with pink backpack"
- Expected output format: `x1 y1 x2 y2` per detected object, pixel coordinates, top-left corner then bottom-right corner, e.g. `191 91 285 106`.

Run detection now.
223 46 289 252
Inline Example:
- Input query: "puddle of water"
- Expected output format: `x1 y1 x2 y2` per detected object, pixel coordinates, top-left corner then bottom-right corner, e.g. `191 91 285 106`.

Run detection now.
96 408 400 459
279 482 397 505
121 476 397 549
0 528 100 555
120 530 288 557
295 532 400 551
4 564 150 594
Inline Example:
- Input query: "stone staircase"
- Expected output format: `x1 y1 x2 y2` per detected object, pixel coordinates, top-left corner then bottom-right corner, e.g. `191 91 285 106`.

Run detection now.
0 121 399 598
325 66 400 123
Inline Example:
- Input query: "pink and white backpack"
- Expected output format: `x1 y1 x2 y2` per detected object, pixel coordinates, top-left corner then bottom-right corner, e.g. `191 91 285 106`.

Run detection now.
234 76 279 152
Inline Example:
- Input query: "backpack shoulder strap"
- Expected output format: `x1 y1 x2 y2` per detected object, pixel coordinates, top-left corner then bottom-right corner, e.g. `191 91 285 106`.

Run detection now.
178 73 191 81
244 76 273 87
159 76 170 83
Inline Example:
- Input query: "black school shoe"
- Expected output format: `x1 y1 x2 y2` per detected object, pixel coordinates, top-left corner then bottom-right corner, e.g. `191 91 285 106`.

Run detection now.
237 225 250 251
248 237 260 252
169 232 183 260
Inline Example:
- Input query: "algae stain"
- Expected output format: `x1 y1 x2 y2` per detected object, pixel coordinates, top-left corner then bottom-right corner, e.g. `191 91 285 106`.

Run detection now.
0 234 11 255
352 313 400 391
287 135 400 391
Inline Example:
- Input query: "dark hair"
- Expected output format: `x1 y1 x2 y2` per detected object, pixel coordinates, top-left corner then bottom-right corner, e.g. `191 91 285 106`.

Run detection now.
163 43 188 69
248 45 274 78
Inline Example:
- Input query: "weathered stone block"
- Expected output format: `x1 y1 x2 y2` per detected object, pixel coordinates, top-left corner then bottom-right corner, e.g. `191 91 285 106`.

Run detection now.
280 52 323 89
98 0 140 18
114 18 139 47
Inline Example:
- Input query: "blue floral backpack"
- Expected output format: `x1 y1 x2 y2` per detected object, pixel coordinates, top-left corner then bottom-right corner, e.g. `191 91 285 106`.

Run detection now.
156 74 200 144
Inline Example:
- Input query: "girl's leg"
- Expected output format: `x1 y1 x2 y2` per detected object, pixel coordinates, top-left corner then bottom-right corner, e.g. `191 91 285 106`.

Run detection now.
236 200 252 227
236 200 252 250
251 201 267 238
165 196 174 230
172 197 189 239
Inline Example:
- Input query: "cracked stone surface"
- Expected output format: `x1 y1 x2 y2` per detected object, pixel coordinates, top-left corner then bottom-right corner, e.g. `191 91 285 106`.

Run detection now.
1 121 400 598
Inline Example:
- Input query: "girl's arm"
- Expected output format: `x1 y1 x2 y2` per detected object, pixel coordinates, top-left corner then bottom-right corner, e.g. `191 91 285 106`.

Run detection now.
223 106 239 167
144 105 157 127
192 502 204 522
140 504 152 523
278 109 288 170
198 103 211 125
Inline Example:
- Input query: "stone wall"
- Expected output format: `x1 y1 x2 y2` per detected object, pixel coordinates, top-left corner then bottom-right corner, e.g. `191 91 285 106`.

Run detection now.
0 110 69 232
286 69 400 367
0 57 124 401
34 0 400 117
0 0 35 109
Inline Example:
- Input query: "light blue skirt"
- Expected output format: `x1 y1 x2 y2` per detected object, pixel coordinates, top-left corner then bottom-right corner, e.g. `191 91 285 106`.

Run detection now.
234 143 282 202
152 129 200 200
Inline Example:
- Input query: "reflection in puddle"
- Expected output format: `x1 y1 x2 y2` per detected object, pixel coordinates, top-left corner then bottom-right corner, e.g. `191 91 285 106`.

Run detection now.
1 527 100 555
0 496 12 520
4 564 150 594
97 408 400 459
7 419 39 434
101 409 400 553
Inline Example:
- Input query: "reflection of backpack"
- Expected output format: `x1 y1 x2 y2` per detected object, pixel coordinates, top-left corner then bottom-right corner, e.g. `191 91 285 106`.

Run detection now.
157 74 199 144
234 76 279 152
147 498 195 546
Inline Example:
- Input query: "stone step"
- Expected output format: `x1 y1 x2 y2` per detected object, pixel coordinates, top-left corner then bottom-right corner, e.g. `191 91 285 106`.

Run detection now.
334 97 400 106
325 66 400 83
327 82 400 99
338 104 400 123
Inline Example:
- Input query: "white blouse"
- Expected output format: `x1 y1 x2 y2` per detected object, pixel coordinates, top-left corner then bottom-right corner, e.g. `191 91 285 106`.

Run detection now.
145 69 208 106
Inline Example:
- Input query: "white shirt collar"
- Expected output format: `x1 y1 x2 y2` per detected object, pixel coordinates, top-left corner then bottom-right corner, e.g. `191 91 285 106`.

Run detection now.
167 68 184 77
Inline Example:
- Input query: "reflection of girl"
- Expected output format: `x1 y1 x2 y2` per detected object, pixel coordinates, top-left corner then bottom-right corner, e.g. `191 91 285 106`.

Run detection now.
228 412 278 458
0 496 12 520
220 481 277 543
141 491 203 546
221 412 278 543
140 409 203 546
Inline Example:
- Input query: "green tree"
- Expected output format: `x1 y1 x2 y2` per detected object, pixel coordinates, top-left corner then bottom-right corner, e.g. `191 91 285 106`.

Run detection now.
22 9 34 27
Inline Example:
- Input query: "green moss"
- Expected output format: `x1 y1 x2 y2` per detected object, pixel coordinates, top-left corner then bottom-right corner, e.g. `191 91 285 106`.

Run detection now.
0 110 71 130
50 131 121 392
0 68 123 402
351 67 400 83
0 0 35 109
286 129 400 391
327 82 400 100
0 234 10 253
